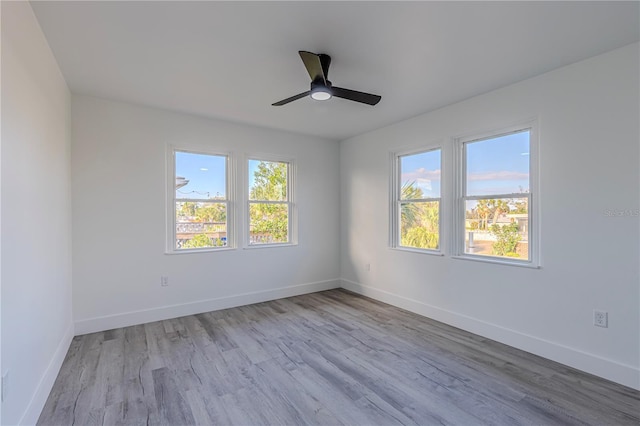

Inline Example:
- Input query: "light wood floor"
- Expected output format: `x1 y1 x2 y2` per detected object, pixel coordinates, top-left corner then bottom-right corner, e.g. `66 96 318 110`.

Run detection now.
39 289 639 425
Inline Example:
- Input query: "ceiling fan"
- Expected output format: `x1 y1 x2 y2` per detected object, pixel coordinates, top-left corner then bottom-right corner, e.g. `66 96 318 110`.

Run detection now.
272 51 381 107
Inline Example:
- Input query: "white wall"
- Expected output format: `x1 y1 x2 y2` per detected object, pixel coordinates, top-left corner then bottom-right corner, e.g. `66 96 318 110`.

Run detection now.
71 95 341 333
340 43 640 389
1 2 73 424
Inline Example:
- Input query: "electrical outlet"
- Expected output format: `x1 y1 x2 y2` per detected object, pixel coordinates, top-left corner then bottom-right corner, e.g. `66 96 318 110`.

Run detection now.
594 310 608 328
160 276 169 287
2 371 9 402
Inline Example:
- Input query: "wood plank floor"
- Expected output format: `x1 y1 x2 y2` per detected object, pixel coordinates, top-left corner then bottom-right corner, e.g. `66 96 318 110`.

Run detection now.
39 289 639 425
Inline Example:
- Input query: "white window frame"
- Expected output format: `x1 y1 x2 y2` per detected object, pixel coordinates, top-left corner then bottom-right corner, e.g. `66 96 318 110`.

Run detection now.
453 121 539 267
390 145 443 255
166 146 235 254
244 154 297 248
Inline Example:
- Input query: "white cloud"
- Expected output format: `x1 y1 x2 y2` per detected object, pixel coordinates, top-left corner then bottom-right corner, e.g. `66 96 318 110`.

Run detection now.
402 168 441 182
415 177 432 191
468 171 528 181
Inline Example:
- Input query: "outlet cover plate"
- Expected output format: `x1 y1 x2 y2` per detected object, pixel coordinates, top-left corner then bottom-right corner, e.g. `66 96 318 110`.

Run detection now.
594 310 608 328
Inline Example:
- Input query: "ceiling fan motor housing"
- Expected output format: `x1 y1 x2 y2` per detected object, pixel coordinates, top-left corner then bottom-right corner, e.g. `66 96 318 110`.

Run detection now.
311 79 332 91
310 80 332 101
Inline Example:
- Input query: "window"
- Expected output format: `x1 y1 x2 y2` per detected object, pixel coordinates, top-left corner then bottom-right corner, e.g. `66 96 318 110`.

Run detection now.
247 158 294 246
456 125 537 264
392 148 442 252
170 150 230 251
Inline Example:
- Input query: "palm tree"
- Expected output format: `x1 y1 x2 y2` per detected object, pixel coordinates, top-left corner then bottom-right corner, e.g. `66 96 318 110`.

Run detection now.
400 181 423 228
476 199 491 230
489 199 509 225
407 201 440 249
400 182 439 249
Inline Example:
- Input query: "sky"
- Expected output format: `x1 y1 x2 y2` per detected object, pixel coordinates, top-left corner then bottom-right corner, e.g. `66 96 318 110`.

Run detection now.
400 130 530 198
465 130 530 196
177 130 529 201
175 153 280 200
248 159 271 194
175 151 226 199
401 149 441 198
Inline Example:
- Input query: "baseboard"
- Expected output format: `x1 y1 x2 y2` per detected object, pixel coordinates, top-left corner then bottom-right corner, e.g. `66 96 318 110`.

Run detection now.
340 278 640 391
75 279 340 335
19 321 74 426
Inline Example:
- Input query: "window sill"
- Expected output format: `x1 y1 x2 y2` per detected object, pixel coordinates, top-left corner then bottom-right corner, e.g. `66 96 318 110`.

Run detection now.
165 247 235 255
451 254 540 269
390 247 444 256
243 242 298 250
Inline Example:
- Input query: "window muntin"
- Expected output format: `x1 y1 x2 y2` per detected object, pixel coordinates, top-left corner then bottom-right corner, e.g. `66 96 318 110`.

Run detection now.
461 129 532 262
394 148 442 252
173 150 229 250
248 159 291 245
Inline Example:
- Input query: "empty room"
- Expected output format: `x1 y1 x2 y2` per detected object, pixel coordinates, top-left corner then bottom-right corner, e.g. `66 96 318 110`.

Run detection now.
2 1 639 425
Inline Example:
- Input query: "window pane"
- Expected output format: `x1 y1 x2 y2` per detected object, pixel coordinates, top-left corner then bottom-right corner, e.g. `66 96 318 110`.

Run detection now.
249 203 289 244
176 201 227 249
400 201 439 250
465 130 530 196
464 197 528 260
176 151 226 199
400 150 441 199
249 160 287 201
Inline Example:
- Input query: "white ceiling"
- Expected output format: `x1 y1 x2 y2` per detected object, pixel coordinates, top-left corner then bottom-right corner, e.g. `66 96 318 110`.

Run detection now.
31 1 639 141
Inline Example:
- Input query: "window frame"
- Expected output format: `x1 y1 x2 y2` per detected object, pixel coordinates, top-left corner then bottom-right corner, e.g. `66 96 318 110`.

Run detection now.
453 121 539 267
244 154 297 248
390 145 444 255
166 146 235 254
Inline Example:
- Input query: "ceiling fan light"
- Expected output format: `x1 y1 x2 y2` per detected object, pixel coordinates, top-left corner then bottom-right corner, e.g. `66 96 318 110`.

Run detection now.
310 89 331 101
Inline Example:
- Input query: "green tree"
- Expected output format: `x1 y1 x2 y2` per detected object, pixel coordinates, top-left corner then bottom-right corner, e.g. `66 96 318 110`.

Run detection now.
178 201 196 218
488 199 509 225
511 198 528 214
249 161 288 243
476 200 491 230
182 233 222 249
251 161 287 200
178 201 226 223
400 182 439 249
400 181 423 228
195 203 226 223
490 222 520 256
401 201 439 249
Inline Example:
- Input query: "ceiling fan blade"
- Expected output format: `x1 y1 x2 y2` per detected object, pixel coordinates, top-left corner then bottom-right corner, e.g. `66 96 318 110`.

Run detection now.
299 51 328 84
332 87 381 105
272 91 310 106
